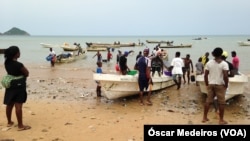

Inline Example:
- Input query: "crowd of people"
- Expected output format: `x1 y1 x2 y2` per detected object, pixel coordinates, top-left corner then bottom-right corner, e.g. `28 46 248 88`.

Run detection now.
1 43 242 133
92 44 241 125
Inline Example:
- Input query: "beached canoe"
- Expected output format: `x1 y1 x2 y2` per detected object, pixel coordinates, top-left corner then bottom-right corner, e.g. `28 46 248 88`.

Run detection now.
93 72 175 100
196 74 249 101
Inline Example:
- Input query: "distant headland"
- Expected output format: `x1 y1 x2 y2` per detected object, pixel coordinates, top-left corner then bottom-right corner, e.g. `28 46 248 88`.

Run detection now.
0 27 30 36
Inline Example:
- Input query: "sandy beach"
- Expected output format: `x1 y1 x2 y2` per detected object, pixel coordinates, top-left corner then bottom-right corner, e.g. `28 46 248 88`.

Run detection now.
1 64 250 141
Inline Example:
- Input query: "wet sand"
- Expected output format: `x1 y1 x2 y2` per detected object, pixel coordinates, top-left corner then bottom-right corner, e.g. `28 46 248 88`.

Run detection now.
0 65 250 141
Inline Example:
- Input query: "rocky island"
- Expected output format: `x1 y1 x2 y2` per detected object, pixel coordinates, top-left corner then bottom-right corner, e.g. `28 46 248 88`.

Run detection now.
0 27 30 36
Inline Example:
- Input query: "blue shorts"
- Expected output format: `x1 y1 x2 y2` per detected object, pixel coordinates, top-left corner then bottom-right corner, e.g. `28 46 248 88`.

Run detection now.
138 77 149 92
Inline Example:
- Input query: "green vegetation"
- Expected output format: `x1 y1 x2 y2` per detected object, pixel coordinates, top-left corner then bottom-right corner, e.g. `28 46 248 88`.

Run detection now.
1 27 30 36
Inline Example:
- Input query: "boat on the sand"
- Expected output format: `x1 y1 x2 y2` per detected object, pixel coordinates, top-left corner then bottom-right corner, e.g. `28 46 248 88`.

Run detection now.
196 74 248 101
93 72 175 100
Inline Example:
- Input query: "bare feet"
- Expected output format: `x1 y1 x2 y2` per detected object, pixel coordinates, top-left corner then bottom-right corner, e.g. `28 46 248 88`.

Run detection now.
18 125 31 131
139 102 144 106
219 120 228 125
146 100 153 106
7 121 14 127
202 118 209 123
177 84 181 90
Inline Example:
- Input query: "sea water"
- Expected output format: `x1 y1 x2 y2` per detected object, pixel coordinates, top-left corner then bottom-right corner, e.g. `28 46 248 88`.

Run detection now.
0 35 249 74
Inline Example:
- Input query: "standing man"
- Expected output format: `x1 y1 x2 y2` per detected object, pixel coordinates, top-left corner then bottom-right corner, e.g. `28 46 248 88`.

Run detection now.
231 51 240 75
182 54 194 84
49 48 56 67
170 51 184 90
136 48 152 105
93 51 102 63
202 47 229 125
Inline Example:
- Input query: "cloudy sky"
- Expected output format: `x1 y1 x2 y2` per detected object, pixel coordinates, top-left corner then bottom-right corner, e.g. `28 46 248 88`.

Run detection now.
1 0 250 36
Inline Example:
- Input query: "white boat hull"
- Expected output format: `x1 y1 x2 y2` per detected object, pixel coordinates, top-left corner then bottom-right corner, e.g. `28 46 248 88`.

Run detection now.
93 73 175 99
40 43 59 48
196 74 248 101
238 41 250 46
56 51 87 63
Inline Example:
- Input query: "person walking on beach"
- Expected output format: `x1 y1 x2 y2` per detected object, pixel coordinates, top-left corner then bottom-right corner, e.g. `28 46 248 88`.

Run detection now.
119 51 130 75
93 51 102 63
202 47 229 125
182 54 194 84
135 48 152 105
49 48 56 67
3 46 31 131
170 51 184 90
151 51 164 77
231 51 240 75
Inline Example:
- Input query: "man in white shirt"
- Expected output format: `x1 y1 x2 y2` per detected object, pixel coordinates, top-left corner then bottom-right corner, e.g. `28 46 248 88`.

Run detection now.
170 51 184 90
202 47 229 125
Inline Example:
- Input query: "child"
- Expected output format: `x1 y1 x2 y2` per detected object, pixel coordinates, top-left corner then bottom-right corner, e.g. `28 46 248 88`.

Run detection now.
95 62 103 97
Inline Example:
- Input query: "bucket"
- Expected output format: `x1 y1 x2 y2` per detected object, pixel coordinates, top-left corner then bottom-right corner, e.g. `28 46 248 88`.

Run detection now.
127 70 137 75
164 71 172 76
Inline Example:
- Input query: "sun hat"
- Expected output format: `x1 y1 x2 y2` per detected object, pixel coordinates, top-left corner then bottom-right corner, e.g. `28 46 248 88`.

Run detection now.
222 51 228 58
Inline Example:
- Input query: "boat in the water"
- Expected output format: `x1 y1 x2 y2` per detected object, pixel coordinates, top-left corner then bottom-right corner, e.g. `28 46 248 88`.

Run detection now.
0 48 5 54
40 43 59 48
146 40 174 44
55 49 87 63
86 42 136 48
93 72 175 100
196 74 248 101
237 41 250 46
61 43 79 51
86 47 107 52
159 44 192 48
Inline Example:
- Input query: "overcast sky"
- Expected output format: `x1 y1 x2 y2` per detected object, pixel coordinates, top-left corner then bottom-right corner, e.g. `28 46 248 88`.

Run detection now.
1 0 250 36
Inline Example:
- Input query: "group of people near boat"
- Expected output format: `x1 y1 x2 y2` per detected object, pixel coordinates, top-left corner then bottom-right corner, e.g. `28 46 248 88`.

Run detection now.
93 45 241 125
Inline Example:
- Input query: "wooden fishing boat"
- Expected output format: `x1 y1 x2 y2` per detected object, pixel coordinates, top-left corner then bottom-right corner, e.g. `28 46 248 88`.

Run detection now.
86 47 107 52
0 48 5 54
93 72 175 100
60 43 79 51
55 49 87 63
159 44 192 48
146 40 173 44
196 74 248 101
86 42 136 48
